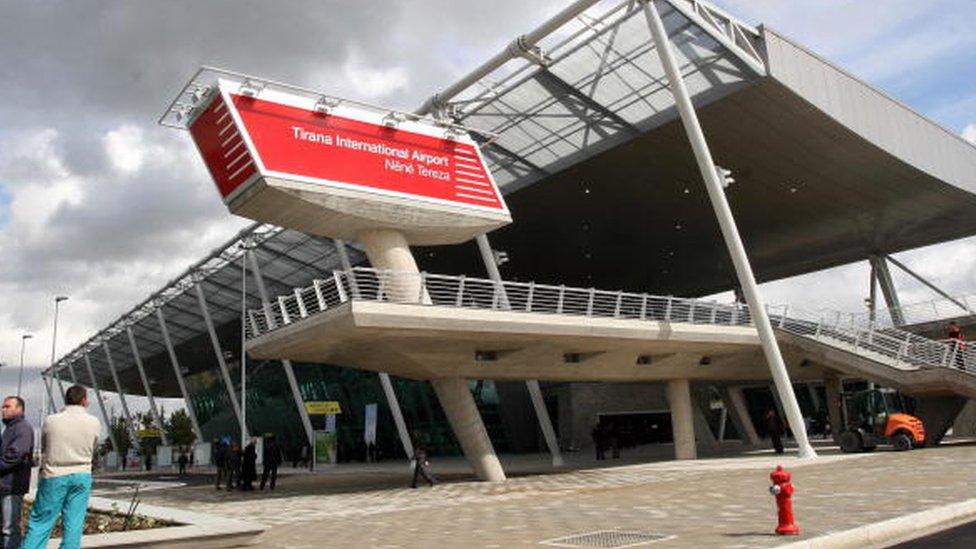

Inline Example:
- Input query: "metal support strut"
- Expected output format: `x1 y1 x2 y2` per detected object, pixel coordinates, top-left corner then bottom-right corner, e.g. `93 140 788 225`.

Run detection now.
642 0 815 458
155 308 205 444
83 353 121 458
476 234 565 467
103 342 139 445
126 327 170 446
247 251 316 456
194 283 249 441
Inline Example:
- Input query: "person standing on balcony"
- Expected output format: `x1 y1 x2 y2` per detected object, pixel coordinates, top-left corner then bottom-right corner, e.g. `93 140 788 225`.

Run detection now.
947 321 966 369
0 396 34 549
22 385 101 549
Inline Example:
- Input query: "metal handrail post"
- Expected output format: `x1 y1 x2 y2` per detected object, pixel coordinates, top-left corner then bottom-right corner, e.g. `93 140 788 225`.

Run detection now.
456 276 466 307
664 297 673 321
557 285 565 314
586 289 595 316
313 280 326 310
526 282 535 312
643 0 815 458
640 295 648 321
614 291 623 318
334 271 348 302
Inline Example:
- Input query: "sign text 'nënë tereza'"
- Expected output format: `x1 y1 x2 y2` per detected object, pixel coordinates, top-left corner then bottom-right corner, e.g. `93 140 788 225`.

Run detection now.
291 125 452 181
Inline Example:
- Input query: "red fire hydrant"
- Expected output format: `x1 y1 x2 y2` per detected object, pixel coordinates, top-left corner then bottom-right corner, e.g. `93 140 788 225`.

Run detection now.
769 465 800 535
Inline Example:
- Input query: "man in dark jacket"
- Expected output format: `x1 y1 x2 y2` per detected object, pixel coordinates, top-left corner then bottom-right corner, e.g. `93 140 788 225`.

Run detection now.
240 440 257 491
260 436 282 491
0 396 34 549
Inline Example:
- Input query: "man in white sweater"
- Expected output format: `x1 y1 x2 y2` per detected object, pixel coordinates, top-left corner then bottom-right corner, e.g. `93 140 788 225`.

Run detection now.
22 385 101 549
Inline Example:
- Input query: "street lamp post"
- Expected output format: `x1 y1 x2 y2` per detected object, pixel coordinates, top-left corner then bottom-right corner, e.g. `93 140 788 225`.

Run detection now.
18 334 34 398
49 296 69 414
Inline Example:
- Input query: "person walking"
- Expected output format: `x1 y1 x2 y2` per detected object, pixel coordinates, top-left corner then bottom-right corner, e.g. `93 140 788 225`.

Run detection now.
260 435 282 491
177 452 189 476
410 436 435 488
764 408 786 454
241 439 257 491
225 443 241 490
0 396 34 549
213 439 227 490
22 385 101 549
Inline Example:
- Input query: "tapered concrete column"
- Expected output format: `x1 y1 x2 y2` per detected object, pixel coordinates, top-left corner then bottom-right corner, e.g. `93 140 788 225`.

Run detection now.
666 379 696 460
358 229 425 303
722 386 761 445
431 378 505 482
823 374 844 443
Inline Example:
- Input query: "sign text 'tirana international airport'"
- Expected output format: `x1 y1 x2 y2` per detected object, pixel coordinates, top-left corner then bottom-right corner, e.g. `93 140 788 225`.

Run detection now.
184 77 511 245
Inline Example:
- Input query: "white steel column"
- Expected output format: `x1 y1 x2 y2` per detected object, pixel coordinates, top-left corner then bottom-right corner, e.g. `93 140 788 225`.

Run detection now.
41 375 57 417
194 283 249 440
66 361 78 384
126 327 170 446
155 308 205 443
477 234 564 466
335 239 414 459
869 255 904 326
52 369 67 407
102 342 139 444
643 0 815 458
247 251 315 454
83 353 120 457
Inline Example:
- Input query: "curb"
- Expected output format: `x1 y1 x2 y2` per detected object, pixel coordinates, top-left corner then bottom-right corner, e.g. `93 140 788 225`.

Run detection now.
778 498 976 548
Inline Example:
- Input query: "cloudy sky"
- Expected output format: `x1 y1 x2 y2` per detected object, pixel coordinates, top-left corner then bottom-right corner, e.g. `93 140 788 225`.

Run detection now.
1 0 975 420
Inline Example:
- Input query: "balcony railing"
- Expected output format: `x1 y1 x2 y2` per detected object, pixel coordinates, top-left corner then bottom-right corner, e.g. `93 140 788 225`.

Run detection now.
246 268 974 376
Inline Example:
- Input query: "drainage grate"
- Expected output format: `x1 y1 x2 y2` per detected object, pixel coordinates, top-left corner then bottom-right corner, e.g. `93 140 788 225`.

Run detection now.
539 530 673 548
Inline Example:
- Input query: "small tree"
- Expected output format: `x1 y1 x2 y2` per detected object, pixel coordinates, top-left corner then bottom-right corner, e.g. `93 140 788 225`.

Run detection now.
107 416 133 458
165 409 197 448
136 412 161 458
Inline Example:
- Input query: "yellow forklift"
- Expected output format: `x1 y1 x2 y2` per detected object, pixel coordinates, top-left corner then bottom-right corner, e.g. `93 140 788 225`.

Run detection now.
838 388 926 453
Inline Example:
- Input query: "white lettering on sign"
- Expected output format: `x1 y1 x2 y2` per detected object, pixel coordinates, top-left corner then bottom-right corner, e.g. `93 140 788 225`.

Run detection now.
292 126 334 145
288 124 456 183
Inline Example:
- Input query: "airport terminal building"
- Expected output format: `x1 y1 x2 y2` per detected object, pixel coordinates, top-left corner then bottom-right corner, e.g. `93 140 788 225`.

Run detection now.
44 0 976 471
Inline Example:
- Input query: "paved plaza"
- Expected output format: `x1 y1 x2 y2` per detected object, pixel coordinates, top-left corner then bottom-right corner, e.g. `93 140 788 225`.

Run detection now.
93 439 976 548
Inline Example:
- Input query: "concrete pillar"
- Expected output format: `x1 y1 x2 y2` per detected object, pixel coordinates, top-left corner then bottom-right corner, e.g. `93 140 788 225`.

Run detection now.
431 378 506 482
823 373 844 443
666 379 696 460
358 229 424 303
722 386 761 445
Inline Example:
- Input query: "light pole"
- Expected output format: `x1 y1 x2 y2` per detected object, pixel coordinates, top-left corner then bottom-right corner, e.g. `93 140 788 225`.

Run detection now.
18 334 34 398
49 296 69 414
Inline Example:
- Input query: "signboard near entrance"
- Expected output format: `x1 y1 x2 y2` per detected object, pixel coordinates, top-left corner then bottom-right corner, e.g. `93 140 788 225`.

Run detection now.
305 401 342 415
187 78 511 245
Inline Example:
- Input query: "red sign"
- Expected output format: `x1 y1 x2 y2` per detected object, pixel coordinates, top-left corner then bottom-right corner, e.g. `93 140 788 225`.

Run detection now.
189 81 506 214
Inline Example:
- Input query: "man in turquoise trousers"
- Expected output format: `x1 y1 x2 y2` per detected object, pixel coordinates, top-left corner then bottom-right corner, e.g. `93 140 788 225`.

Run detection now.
22 385 101 549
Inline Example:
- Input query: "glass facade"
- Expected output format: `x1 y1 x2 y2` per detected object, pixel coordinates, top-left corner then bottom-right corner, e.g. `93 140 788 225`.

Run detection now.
186 353 516 462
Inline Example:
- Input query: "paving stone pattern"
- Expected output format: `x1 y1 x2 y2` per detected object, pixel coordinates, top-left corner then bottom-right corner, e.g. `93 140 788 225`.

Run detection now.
135 443 976 548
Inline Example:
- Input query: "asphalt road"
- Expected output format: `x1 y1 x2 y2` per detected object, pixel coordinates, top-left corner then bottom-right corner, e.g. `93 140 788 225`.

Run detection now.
894 520 976 548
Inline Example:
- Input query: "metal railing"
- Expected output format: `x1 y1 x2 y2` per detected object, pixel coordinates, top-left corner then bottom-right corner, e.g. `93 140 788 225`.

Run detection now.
245 268 752 338
246 268 975 377
860 293 975 329
767 305 975 374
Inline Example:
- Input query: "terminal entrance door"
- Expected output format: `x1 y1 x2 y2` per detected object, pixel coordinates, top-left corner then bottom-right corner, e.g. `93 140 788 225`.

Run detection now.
597 411 673 447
